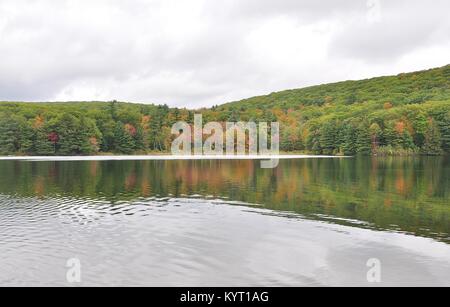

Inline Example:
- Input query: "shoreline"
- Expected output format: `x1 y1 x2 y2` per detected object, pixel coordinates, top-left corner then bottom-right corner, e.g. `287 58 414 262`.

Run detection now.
0 155 351 161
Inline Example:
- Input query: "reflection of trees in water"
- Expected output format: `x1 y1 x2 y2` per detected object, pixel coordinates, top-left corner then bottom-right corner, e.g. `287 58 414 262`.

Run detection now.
0 157 448 242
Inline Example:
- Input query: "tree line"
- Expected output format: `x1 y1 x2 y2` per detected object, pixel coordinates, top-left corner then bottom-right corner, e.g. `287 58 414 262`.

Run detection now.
0 65 449 156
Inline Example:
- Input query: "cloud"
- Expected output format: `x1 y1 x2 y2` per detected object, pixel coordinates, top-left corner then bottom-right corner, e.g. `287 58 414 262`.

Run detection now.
328 0 450 62
0 0 449 107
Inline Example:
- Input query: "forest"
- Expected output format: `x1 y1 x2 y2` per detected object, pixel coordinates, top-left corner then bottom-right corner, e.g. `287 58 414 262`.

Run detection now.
0 65 449 156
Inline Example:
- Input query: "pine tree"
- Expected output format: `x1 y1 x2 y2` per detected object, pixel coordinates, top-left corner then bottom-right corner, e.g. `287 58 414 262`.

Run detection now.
306 127 322 154
18 120 34 153
383 122 402 148
401 130 415 149
345 92 357 105
134 125 146 151
369 123 382 153
80 117 102 154
342 123 357 155
422 120 443 155
55 114 84 155
320 122 336 155
281 128 292 151
34 129 55 155
412 112 428 148
113 123 135 154
439 114 450 153
148 109 165 151
355 122 372 155
0 118 17 154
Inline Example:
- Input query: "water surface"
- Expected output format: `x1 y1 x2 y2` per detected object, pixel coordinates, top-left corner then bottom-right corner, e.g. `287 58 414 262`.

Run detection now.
0 157 449 286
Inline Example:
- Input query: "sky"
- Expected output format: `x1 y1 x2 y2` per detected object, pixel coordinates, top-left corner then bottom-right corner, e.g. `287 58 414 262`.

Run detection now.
0 0 449 108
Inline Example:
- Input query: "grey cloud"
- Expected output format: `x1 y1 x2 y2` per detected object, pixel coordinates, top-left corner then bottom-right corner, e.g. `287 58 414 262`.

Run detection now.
328 0 450 62
0 0 449 107
208 0 363 21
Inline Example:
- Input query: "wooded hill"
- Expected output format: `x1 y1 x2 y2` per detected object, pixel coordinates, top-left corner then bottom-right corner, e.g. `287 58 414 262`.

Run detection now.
0 65 449 156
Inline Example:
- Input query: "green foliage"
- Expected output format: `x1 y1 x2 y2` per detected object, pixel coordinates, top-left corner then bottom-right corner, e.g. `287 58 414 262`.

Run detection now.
320 121 337 155
355 122 372 155
342 123 357 155
422 120 443 155
438 113 450 153
219 65 450 109
34 129 55 155
0 117 18 154
113 122 135 154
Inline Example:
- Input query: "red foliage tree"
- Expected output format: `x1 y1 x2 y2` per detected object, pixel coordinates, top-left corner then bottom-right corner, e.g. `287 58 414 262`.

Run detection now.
48 132 59 144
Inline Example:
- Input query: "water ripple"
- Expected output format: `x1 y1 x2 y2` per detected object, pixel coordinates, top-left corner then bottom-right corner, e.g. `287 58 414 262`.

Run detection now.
1 194 450 286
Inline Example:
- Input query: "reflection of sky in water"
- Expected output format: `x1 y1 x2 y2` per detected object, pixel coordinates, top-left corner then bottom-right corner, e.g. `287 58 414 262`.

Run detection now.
1 196 450 286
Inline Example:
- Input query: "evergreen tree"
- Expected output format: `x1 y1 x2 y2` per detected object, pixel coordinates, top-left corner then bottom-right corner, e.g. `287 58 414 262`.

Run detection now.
369 123 382 151
401 130 415 149
0 117 18 154
134 125 146 151
281 129 292 151
306 129 321 154
80 117 102 154
355 122 372 155
18 120 34 154
383 122 402 148
320 121 337 155
54 114 85 155
345 92 357 105
342 123 357 155
439 114 450 153
412 112 428 148
34 129 55 155
113 123 135 154
422 120 443 155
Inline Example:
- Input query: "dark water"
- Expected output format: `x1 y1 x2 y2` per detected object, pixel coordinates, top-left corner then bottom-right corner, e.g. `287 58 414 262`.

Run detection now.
0 157 449 286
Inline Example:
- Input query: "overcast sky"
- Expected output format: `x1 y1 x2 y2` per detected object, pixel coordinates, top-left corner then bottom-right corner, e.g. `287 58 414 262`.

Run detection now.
0 0 449 108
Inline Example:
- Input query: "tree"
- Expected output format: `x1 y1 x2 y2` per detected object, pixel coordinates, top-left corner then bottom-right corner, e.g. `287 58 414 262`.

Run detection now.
342 123 357 155
369 123 382 154
109 100 118 120
439 113 450 153
18 120 34 154
51 114 85 155
148 109 166 151
345 92 357 105
383 122 402 148
113 122 135 154
306 123 322 154
320 121 337 155
281 128 292 152
412 111 428 148
0 117 18 154
134 125 146 151
422 119 443 155
48 132 59 154
34 128 55 155
401 130 415 149
355 122 372 155
0 115 33 154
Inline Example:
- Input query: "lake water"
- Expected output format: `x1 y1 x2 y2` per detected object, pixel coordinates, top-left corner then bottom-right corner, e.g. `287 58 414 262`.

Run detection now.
0 157 449 286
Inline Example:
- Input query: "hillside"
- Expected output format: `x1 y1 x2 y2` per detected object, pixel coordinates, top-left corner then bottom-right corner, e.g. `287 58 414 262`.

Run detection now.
221 65 450 109
0 65 449 156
